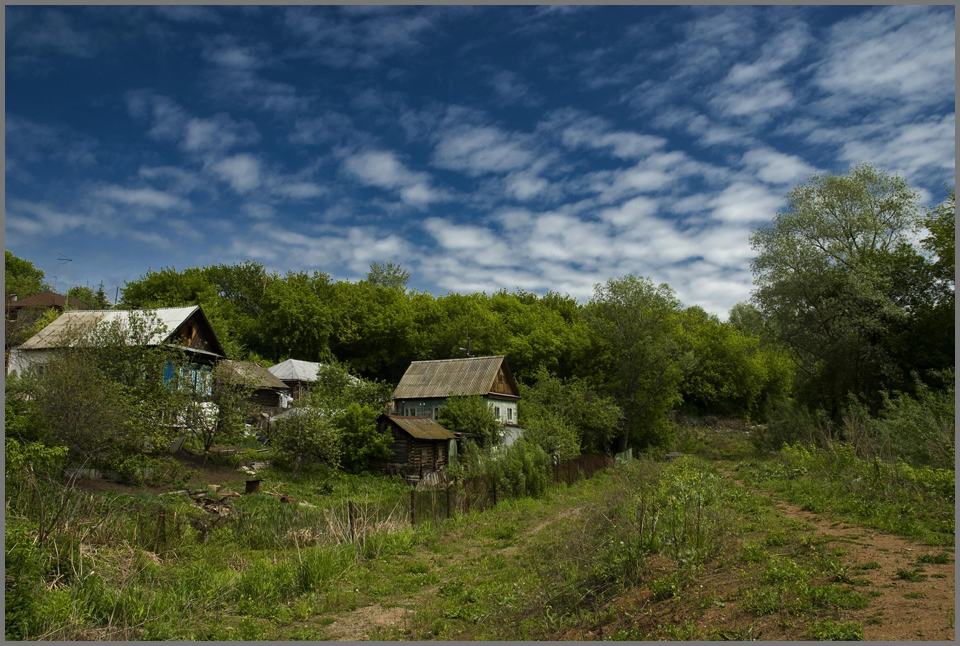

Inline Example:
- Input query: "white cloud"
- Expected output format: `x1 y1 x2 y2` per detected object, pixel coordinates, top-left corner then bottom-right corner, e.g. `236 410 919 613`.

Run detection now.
742 148 817 185
274 182 326 200
815 6 954 113
433 124 536 175
342 149 444 207
211 154 262 193
93 185 191 210
708 182 785 223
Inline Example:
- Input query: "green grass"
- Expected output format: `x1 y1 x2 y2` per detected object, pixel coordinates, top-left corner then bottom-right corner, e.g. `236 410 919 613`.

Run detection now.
734 443 954 546
806 619 864 640
895 568 928 582
917 552 953 564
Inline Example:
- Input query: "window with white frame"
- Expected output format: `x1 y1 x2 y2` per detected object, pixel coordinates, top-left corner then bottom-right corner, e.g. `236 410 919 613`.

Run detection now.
507 407 512 421
494 406 501 419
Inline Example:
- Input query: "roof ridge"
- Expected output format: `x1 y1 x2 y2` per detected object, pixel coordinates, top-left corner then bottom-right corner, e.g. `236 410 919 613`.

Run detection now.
409 355 504 364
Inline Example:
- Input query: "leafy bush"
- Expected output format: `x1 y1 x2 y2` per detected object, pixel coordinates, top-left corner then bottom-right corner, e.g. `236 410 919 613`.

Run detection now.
332 403 391 473
438 395 503 445
867 372 954 469
520 410 580 460
271 404 341 475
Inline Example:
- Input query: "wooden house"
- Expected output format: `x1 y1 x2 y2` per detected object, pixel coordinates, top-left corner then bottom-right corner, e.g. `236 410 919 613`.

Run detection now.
391 355 522 437
6 290 89 324
6 305 226 390
376 414 456 474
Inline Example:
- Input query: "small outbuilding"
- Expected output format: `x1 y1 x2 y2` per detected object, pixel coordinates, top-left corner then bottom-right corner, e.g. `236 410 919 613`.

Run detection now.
268 358 324 401
376 414 456 474
219 359 291 417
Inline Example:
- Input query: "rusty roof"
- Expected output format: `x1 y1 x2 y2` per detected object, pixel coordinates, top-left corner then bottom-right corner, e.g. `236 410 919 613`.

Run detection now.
220 360 289 390
393 356 508 399
382 415 456 440
7 291 89 310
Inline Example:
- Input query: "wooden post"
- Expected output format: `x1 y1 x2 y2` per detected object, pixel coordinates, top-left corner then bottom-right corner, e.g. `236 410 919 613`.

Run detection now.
446 485 452 519
348 501 356 542
410 489 415 526
492 481 497 507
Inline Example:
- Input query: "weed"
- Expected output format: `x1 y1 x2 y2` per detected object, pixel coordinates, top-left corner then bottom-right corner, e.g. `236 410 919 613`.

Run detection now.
895 568 927 582
865 613 884 626
931 573 947 579
855 561 881 570
904 591 926 599
740 543 768 563
917 552 952 564
805 619 864 641
762 531 790 547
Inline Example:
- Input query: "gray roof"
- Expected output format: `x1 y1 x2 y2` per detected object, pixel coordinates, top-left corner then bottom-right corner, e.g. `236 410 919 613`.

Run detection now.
393 356 508 399
383 415 456 440
18 306 202 350
268 358 322 382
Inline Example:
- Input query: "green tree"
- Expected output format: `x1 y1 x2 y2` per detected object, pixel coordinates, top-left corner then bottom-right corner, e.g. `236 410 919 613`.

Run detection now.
366 261 411 291
728 302 764 337
5 251 49 302
583 275 693 452
518 365 621 455
272 402 342 476
437 395 502 445
334 403 391 473
750 163 933 414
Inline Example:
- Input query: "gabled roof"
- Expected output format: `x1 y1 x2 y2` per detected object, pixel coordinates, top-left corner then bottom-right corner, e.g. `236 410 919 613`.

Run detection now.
268 358 323 382
17 305 224 356
220 360 289 390
381 414 456 440
393 355 514 399
7 291 89 310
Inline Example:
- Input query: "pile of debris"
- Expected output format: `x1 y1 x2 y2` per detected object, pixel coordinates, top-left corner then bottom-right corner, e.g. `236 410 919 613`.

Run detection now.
162 484 241 517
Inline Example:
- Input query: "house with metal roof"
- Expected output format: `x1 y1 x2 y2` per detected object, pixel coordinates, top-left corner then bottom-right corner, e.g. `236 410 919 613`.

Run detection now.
6 305 226 383
391 355 521 432
268 358 322 401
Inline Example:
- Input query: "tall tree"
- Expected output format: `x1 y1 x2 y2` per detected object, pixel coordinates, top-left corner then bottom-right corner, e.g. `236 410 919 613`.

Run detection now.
366 261 410 291
583 275 693 452
5 251 49 301
750 163 927 414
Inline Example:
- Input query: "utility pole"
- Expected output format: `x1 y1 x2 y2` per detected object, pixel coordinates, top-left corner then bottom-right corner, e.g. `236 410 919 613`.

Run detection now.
459 329 472 358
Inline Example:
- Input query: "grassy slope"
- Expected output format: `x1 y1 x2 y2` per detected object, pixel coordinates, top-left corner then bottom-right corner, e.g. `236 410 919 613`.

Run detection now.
6 430 955 641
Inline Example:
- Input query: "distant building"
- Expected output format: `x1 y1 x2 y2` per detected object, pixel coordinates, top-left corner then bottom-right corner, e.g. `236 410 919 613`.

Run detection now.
267 358 324 401
391 355 523 445
6 291 90 324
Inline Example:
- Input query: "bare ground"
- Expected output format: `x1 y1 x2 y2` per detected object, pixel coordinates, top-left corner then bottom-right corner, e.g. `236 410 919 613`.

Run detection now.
722 470 955 641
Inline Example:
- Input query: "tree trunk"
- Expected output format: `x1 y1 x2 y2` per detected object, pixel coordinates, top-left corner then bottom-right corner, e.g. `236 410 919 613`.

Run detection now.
616 414 632 454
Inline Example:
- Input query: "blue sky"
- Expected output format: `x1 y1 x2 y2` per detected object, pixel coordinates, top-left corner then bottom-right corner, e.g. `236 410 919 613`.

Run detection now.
5 5 955 316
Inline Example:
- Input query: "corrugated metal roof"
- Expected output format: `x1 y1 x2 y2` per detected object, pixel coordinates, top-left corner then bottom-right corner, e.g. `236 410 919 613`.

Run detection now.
393 356 505 399
384 415 456 440
7 291 89 310
221 360 289 390
268 359 323 382
19 306 200 350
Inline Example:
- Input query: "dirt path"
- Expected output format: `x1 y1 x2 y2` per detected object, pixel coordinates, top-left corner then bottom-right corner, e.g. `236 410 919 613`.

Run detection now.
720 469 955 641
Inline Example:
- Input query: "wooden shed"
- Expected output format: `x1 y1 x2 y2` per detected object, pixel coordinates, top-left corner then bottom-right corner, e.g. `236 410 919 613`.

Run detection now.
219 359 290 416
377 414 456 473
